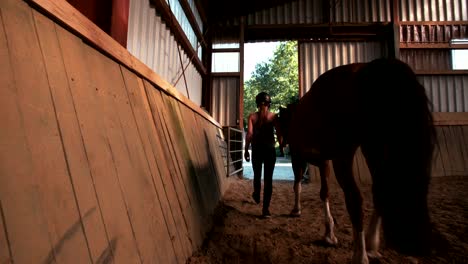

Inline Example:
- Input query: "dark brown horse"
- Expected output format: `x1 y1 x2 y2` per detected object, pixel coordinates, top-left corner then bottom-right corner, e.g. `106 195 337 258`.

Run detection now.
279 58 436 264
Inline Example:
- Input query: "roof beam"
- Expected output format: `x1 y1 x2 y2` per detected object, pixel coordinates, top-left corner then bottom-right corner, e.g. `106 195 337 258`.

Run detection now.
244 23 390 42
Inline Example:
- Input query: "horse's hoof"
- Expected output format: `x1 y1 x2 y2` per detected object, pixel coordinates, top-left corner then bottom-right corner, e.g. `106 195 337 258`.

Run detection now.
290 209 301 217
324 236 338 246
366 251 381 259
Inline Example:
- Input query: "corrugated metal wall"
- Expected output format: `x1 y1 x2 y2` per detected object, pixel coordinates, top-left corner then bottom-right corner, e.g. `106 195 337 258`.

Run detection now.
247 0 393 24
419 75 468 112
400 49 452 71
400 0 468 21
247 0 467 25
397 0 468 114
400 23 468 44
299 41 386 95
127 0 202 105
299 44 468 113
247 0 323 25
211 77 239 127
330 0 392 23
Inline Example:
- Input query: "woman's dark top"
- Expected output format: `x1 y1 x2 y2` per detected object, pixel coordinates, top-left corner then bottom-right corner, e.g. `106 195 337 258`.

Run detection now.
252 113 275 147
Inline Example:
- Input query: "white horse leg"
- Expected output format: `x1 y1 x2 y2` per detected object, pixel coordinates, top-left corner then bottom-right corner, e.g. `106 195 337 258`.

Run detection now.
332 153 368 264
291 182 301 216
365 210 382 258
323 199 338 245
352 230 369 264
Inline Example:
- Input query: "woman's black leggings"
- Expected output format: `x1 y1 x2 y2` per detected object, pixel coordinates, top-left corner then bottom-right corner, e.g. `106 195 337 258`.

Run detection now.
252 144 276 210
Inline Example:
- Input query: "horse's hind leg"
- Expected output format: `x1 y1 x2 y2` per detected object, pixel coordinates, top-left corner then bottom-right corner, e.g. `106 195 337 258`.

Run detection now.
360 145 383 258
318 160 338 245
333 148 368 264
365 210 382 258
290 156 306 217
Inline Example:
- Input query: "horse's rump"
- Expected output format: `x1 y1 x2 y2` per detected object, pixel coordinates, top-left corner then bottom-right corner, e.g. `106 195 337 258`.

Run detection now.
356 58 435 255
287 63 366 158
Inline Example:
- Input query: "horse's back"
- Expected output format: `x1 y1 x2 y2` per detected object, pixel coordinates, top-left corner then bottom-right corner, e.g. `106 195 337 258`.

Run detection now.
289 63 366 157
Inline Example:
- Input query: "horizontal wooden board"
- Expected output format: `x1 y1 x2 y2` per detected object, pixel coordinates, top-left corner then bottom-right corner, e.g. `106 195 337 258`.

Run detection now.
433 112 468 126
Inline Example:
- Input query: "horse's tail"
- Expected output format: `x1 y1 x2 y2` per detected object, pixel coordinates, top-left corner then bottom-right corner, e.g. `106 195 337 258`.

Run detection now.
357 58 436 256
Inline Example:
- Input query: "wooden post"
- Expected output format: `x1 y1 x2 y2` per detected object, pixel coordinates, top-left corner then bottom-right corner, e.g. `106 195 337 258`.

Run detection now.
239 16 246 129
110 0 129 47
389 0 400 59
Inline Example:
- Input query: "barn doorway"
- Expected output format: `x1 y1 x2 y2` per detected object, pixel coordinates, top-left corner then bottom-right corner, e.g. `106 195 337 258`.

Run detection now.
242 41 299 181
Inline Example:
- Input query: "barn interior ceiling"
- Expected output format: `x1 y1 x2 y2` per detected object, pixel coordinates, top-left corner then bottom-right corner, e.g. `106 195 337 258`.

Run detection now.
198 0 390 43
203 0 297 23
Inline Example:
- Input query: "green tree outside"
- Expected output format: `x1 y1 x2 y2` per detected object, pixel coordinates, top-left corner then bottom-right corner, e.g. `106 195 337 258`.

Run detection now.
243 41 299 127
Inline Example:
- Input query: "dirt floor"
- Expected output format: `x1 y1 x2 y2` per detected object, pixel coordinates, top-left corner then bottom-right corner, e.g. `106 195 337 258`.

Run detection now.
187 176 468 264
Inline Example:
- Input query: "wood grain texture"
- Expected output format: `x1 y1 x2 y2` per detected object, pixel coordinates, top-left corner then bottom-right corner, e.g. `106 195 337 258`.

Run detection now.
445 126 465 174
85 44 179 263
57 21 140 263
1 3 52 262
461 126 468 172
0 201 12 264
150 89 205 248
440 127 456 175
34 12 111 263
1 0 90 262
1 1 231 263
183 107 222 210
433 112 468 125
121 67 192 262
143 80 201 250
166 97 211 221
202 124 231 194
174 102 220 234
431 130 446 177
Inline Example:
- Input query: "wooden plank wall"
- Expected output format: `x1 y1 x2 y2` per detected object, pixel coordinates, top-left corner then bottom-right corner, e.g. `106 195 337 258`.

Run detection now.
0 0 230 263
432 125 468 177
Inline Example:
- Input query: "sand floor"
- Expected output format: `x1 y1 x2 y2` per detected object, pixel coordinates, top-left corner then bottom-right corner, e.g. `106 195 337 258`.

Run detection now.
188 176 468 264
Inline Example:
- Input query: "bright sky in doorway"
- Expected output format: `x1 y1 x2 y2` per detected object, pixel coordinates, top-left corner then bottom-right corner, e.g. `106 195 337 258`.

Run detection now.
244 42 280 81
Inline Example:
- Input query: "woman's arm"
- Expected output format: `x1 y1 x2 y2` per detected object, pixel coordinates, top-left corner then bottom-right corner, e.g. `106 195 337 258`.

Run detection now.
244 113 254 161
